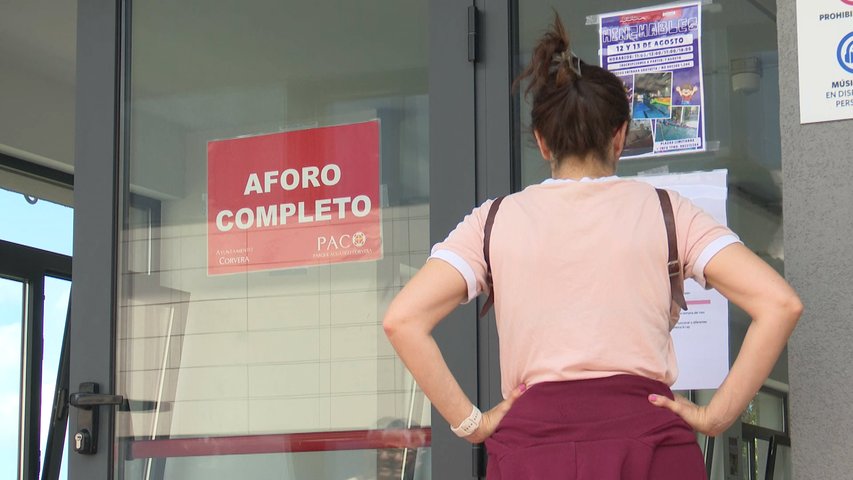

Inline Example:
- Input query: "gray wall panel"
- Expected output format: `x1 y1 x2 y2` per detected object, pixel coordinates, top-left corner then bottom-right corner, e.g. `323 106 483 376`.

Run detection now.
778 0 853 477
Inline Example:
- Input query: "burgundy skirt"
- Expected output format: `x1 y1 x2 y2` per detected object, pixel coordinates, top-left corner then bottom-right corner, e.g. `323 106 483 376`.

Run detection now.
484 375 707 480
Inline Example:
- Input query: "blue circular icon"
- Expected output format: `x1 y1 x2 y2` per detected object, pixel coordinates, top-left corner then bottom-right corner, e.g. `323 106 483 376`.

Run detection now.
839 31 853 74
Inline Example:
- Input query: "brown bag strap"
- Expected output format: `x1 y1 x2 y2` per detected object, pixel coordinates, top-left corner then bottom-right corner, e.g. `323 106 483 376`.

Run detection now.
656 188 688 311
480 196 505 318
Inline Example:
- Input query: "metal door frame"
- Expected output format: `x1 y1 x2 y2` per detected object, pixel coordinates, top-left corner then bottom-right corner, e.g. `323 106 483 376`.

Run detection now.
433 1 516 476
469 5 516 475
70 0 122 478
428 0 485 477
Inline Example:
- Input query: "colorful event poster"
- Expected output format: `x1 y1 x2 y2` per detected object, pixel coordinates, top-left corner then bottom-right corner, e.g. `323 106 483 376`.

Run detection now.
599 2 706 158
637 169 730 390
207 120 382 275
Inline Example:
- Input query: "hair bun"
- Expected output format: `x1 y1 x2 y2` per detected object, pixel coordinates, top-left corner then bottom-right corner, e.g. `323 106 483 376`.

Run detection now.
512 11 631 166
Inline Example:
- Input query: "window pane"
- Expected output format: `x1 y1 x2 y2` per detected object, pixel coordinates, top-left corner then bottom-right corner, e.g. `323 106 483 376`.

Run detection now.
774 444 792 480
41 276 71 480
741 390 786 432
116 2 430 478
0 277 24 477
0 187 73 255
754 438 770 480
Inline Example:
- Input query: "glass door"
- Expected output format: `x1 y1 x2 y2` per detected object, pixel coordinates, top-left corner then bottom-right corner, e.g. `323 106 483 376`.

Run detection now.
71 0 480 478
119 2 434 478
466 0 789 476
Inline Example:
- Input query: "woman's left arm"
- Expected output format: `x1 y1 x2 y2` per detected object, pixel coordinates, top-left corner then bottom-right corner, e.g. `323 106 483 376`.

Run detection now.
383 259 524 444
648 243 801 436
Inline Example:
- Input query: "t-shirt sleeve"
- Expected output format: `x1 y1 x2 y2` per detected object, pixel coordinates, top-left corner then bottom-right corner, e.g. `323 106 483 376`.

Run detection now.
428 199 493 303
669 190 742 289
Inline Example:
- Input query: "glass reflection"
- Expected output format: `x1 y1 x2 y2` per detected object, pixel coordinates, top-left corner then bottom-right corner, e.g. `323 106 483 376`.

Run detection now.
118 1 430 478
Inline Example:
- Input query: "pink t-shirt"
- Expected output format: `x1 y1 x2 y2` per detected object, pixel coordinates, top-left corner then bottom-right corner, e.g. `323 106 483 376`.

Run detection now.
430 177 739 398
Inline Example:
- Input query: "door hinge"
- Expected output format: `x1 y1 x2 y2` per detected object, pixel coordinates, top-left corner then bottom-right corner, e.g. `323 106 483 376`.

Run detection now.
468 5 479 63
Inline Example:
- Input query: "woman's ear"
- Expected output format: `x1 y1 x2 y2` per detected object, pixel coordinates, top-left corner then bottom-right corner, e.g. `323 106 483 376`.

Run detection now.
534 130 552 161
612 122 629 160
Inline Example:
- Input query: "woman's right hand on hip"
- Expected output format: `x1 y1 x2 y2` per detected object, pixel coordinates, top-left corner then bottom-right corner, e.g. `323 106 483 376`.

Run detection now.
465 384 527 444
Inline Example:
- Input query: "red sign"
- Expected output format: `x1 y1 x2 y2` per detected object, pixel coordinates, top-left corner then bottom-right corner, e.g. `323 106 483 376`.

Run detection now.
207 121 381 275
619 7 683 25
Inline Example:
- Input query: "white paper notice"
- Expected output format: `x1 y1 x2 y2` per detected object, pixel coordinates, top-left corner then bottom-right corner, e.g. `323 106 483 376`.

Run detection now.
636 169 730 390
796 0 853 124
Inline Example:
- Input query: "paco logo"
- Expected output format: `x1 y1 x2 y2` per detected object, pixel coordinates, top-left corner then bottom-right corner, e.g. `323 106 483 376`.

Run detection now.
317 232 368 251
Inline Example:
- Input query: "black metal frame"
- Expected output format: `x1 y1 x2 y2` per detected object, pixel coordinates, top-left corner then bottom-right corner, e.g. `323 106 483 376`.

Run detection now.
741 386 791 480
0 151 75 188
704 435 715 479
742 423 791 480
0 240 72 480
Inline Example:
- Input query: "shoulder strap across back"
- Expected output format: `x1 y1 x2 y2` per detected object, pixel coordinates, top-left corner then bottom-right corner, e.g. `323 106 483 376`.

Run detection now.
655 188 688 311
478 190 687 318
479 196 505 318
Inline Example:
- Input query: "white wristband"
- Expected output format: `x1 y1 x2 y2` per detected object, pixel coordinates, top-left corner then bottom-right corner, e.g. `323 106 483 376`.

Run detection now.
450 405 482 437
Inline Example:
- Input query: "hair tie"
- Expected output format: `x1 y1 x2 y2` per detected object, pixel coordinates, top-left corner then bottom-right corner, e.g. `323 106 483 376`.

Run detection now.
552 50 583 78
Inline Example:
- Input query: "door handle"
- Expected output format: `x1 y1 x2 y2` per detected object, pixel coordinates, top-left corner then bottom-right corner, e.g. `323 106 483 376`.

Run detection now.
69 392 125 409
69 382 124 455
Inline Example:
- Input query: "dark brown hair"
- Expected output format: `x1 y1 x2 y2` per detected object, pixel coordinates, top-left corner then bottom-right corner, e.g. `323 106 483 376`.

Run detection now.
515 13 631 166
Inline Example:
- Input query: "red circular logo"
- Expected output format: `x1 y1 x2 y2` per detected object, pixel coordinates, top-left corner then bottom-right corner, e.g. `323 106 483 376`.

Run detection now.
843 0 853 5
352 232 367 247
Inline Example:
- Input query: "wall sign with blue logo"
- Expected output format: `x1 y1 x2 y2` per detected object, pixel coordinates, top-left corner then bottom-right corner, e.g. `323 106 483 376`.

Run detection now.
796 0 853 124
839 32 853 74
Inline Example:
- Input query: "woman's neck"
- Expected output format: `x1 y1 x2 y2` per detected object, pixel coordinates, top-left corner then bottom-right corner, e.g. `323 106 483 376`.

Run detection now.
550 155 615 180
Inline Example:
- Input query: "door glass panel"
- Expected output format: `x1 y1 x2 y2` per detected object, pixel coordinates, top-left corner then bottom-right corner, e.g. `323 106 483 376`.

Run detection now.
516 4 786 473
0 277 24 477
117 2 430 479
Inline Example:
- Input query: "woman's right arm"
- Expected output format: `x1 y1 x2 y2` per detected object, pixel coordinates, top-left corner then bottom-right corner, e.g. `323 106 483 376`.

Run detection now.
383 259 525 443
649 242 802 436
